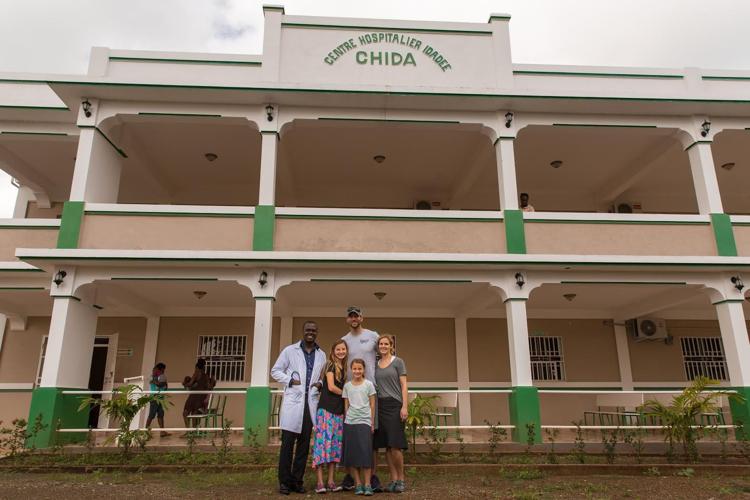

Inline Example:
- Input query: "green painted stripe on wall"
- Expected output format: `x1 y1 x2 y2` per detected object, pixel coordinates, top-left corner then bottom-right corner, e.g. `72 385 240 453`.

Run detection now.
277 214 500 222
525 219 708 226
552 123 657 128
110 56 261 66
56 201 84 249
504 209 526 254
253 205 275 251
317 117 460 125
281 22 492 35
515 70 683 79
310 278 472 283
0 225 59 229
710 213 738 256
560 281 687 285
85 211 252 218
137 112 223 118
0 131 69 136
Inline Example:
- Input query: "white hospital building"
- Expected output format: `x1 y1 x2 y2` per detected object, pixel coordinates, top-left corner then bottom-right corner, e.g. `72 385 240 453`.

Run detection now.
0 6 749 447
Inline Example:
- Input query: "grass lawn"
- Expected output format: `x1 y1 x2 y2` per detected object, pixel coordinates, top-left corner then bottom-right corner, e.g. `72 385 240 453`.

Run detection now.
0 469 748 499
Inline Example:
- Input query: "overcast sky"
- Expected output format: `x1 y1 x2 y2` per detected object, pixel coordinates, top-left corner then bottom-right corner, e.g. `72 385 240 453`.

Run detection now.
1 0 749 216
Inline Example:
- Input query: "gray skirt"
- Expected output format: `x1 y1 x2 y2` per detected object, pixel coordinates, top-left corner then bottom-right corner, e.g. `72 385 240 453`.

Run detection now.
342 423 373 468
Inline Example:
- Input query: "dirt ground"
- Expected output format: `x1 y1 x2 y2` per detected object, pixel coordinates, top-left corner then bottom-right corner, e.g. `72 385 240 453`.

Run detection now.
0 469 747 499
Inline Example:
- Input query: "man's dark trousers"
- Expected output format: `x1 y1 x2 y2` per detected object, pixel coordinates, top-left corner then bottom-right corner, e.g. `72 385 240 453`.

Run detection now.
278 401 313 489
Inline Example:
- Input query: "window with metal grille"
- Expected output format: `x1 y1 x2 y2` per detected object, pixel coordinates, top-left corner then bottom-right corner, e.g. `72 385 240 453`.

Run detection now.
680 337 728 381
197 335 247 382
529 336 565 381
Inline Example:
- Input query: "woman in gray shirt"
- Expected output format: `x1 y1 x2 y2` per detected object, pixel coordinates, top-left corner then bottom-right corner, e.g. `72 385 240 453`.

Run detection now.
373 335 408 493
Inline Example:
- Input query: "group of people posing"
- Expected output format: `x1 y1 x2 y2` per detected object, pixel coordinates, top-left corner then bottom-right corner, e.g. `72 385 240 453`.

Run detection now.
272 306 408 496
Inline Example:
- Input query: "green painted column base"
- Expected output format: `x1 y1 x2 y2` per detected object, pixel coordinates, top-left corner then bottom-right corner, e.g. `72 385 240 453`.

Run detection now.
504 209 527 254
252 205 275 251
26 387 89 449
730 387 750 440
509 386 541 444
245 386 271 446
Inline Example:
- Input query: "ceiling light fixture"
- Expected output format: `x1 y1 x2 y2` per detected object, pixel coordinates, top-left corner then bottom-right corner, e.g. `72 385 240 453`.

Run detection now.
204 153 218 162
721 162 736 171
563 293 577 302
373 154 386 164
193 290 207 300
374 292 386 300
550 160 563 169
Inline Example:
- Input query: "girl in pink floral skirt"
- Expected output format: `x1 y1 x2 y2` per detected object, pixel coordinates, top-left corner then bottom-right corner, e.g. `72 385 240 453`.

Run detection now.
312 339 348 494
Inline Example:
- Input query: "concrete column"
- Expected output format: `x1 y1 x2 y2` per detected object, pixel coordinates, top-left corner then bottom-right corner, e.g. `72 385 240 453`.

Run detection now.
494 137 519 210
279 316 293 352
715 301 750 387
69 128 123 202
454 317 472 426
12 186 34 218
140 316 160 377
0 314 7 354
28 296 98 448
504 298 541 443
714 300 750 432
506 299 533 387
613 320 634 391
686 142 723 214
246 296 274 445
258 132 279 206
40 297 98 388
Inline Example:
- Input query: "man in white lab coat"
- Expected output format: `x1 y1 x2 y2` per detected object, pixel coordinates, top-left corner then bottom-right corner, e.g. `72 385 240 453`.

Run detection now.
271 320 326 495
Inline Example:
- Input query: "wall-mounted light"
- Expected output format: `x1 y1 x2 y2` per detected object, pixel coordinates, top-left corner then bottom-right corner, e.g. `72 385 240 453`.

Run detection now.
53 270 67 287
258 271 268 288
515 272 525 288
505 111 514 128
731 275 744 292
265 104 274 122
373 154 386 164
700 119 711 137
193 290 207 300
81 99 93 118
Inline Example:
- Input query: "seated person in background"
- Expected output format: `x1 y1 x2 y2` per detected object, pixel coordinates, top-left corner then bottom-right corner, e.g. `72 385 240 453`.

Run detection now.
520 192 535 212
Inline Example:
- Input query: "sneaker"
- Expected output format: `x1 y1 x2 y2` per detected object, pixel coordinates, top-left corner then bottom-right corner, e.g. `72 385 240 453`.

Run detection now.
341 474 355 491
315 484 327 494
327 483 343 492
279 484 291 495
371 474 383 493
385 481 398 493
364 485 374 496
160 431 171 437
395 480 405 493
354 485 365 495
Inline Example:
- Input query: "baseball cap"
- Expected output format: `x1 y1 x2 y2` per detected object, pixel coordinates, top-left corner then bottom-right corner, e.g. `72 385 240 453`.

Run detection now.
346 306 362 316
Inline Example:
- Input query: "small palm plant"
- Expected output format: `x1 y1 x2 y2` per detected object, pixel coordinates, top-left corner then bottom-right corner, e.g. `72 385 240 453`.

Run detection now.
405 394 436 457
641 376 741 462
78 384 171 456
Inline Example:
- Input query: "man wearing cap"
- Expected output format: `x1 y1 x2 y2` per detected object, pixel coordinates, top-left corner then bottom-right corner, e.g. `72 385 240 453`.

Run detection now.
341 306 382 491
342 306 379 383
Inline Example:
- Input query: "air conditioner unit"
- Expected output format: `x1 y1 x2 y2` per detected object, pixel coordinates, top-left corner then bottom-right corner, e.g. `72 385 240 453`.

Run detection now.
413 200 443 210
631 317 669 342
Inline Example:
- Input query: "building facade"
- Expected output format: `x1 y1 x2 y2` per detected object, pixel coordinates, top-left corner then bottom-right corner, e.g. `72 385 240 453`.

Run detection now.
1 6 750 447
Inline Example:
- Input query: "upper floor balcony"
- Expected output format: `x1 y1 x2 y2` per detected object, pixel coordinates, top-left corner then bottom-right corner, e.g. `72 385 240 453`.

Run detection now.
3 108 750 260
